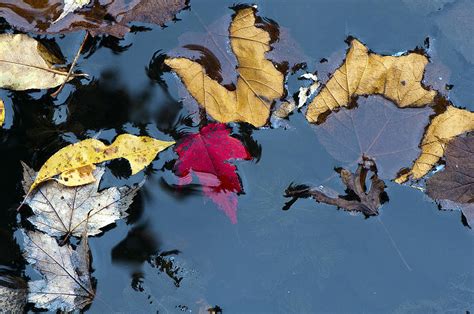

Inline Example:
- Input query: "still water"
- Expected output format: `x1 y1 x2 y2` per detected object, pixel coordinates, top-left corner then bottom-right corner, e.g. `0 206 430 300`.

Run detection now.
0 0 473 312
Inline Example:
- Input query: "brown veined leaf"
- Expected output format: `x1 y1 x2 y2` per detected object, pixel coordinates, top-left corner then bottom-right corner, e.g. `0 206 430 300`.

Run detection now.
396 106 474 183
306 38 437 123
0 99 4 126
165 7 285 127
23 231 94 312
0 34 81 91
28 134 174 193
22 164 141 238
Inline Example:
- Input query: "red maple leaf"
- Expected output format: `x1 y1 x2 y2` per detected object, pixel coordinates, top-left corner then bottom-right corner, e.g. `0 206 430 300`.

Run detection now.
174 123 251 223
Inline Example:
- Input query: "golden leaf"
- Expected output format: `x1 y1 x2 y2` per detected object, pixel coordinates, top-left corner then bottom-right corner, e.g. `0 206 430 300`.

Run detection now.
0 99 4 126
0 34 78 91
165 8 284 127
28 134 174 192
395 106 474 183
306 39 437 123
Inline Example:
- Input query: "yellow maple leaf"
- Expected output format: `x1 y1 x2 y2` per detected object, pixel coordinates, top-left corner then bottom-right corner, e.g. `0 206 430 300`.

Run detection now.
395 106 474 183
0 99 4 126
306 39 437 123
164 8 284 127
28 134 175 193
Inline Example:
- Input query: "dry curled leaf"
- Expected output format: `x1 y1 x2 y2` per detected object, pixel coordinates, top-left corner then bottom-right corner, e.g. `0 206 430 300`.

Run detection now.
285 159 387 217
0 34 76 91
396 106 474 183
22 164 140 237
28 134 174 193
165 7 284 127
0 275 27 313
306 38 437 123
23 231 94 312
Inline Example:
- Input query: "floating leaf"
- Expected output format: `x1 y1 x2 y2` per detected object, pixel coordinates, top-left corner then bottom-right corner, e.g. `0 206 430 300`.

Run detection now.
29 134 174 192
0 0 187 38
314 95 433 179
285 159 387 217
0 34 74 91
165 7 284 127
0 275 27 313
396 106 474 183
174 123 251 223
426 135 473 203
23 231 94 312
22 164 140 237
0 99 4 126
306 38 437 123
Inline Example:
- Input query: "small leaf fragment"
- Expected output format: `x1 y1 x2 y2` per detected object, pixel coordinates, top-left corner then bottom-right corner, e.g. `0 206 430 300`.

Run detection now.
54 0 91 23
306 38 437 123
0 275 27 313
29 134 174 192
396 106 474 183
0 99 4 126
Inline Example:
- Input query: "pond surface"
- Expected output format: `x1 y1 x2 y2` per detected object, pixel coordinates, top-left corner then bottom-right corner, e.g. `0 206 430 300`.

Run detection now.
0 0 473 313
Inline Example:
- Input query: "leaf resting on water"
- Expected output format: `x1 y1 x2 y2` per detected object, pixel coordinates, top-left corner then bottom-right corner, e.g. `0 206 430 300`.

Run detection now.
0 275 27 313
28 134 174 193
23 231 94 312
23 164 140 237
0 99 4 126
0 34 73 91
54 0 91 23
306 38 436 123
165 7 284 127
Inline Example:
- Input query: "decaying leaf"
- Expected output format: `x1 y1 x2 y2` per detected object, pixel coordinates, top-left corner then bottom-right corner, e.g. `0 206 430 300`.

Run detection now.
0 0 187 38
174 123 251 223
165 7 284 127
23 231 94 311
396 106 474 183
22 164 140 237
285 159 387 216
54 0 90 23
426 135 473 204
306 38 437 123
0 99 4 126
0 34 75 91
29 134 174 193
0 275 27 313
315 95 433 179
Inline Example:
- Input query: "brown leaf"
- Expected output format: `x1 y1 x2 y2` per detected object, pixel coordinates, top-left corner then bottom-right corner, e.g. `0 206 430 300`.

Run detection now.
284 159 387 217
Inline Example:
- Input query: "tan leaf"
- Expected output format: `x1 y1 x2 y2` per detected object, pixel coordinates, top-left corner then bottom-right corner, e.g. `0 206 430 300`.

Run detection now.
0 34 76 91
395 106 474 183
28 134 174 192
165 7 284 127
306 39 437 123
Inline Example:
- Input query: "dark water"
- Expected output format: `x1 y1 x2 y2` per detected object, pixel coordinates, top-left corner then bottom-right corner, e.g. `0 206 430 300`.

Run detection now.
1 0 473 313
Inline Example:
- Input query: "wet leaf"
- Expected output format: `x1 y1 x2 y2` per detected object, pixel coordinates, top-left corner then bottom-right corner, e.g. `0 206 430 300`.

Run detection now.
0 99 4 126
29 134 174 193
0 275 27 313
54 0 90 23
306 38 437 123
315 95 433 179
285 159 387 217
165 7 285 127
174 123 251 223
23 231 94 311
426 135 473 204
396 106 474 183
0 0 187 38
0 34 73 91
22 164 140 237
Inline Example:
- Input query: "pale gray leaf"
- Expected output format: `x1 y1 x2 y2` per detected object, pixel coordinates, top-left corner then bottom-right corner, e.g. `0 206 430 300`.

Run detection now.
23 231 94 312
23 166 140 237
21 161 36 195
54 0 91 23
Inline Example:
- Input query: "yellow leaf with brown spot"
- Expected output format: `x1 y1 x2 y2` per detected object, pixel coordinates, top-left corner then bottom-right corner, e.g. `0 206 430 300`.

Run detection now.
395 106 474 183
0 99 4 126
28 134 174 192
164 7 284 127
306 39 437 123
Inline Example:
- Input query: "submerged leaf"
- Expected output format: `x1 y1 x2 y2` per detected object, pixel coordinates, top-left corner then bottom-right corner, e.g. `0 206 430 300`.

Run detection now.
426 135 474 204
0 275 27 313
306 38 436 123
165 7 284 127
174 123 251 223
23 164 140 237
396 106 474 183
285 159 387 216
0 34 73 91
29 134 174 192
23 231 94 311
